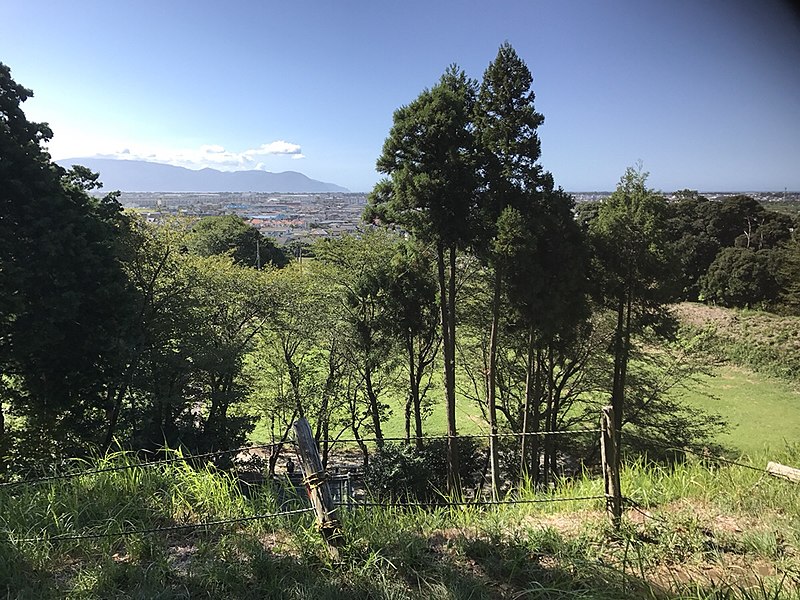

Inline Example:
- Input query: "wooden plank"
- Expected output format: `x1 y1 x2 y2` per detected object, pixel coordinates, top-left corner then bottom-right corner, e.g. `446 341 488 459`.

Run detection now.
766 461 800 483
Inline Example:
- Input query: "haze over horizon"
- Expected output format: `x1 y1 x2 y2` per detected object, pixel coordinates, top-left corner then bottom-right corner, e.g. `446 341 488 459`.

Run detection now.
2 1 799 193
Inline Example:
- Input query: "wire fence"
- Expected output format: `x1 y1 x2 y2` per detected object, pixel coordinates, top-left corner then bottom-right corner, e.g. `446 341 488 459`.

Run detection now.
0 428 603 490
3 425 793 546
10 507 317 544
323 428 602 444
0 441 286 489
1 426 609 545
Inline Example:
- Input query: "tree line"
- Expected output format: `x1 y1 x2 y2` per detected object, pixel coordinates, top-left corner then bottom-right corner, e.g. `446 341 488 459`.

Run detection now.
2 49 797 495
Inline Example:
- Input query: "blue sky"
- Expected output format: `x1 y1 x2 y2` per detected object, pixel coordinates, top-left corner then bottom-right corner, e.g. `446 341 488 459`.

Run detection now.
2 1 798 192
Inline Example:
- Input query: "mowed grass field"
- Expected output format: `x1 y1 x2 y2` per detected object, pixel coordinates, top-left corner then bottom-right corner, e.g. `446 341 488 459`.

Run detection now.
679 365 800 457
380 362 800 457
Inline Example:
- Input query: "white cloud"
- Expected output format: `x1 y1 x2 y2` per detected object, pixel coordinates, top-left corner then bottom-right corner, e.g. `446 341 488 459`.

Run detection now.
51 138 306 171
244 140 303 156
38 120 305 171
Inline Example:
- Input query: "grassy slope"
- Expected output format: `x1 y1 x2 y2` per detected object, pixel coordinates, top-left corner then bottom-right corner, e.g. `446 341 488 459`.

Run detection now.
5 302 800 598
670 302 800 456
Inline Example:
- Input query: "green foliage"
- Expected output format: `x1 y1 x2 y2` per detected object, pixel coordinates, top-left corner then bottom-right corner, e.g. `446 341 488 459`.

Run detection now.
589 165 676 431
474 42 552 230
363 438 483 502
590 165 673 309
663 193 795 303
777 237 800 314
674 302 800 386
187 214 288 269
369 65 479 248
0 63 133 470
92 217 272 457
700 247 780 308
247 263 340 447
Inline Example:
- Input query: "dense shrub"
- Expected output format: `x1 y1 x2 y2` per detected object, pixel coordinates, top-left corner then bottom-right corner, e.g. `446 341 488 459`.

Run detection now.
364 438 483 501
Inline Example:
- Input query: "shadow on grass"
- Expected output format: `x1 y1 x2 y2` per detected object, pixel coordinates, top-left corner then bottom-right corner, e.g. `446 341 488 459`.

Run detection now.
2 527 795 599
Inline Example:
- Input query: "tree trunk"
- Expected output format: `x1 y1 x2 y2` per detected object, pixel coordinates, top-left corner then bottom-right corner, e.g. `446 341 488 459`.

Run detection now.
352 425 369 468
412 365 425 451
103 381 130 452
616 290 633 438
520 330 537 484
269 410 298 476
487 266 502 499
364 369 384 448
405 335 414 445
611 295 626 434
546 346 559 485
437 242 460 496
286 350 305 420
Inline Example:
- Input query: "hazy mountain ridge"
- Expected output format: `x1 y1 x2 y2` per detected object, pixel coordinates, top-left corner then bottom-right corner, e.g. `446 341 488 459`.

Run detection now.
57 158 349 193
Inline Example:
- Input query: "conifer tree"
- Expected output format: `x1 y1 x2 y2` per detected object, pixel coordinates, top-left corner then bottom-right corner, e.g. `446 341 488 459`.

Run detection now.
367 66 479 494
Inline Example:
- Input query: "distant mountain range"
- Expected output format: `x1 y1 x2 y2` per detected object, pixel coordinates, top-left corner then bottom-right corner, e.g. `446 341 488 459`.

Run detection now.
57 158 349 193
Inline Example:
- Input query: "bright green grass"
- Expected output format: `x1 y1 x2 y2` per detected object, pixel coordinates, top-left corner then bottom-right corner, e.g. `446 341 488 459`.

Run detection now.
678 365 800 457
380 388 488 440
249 380 487 444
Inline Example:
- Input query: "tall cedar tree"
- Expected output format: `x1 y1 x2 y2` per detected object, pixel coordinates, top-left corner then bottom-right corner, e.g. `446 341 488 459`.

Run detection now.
474 43 554 498
367 66 479 495
495 192 588 485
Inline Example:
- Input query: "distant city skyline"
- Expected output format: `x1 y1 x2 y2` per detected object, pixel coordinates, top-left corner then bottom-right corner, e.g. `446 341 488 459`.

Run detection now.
2 0 799 192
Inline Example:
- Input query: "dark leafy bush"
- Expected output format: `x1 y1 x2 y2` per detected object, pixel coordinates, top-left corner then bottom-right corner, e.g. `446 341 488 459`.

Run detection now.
364 438 483 501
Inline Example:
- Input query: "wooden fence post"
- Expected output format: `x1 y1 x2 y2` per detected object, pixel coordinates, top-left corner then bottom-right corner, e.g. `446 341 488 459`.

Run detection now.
600 406 622 529
293 418 342 560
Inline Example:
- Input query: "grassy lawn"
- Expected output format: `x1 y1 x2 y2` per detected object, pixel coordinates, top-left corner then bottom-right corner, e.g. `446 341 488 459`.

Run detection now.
380 388 488 440
679 365 800 457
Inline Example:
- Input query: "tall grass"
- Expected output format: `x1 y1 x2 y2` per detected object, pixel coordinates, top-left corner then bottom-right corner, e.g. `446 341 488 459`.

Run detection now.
0 451 798 598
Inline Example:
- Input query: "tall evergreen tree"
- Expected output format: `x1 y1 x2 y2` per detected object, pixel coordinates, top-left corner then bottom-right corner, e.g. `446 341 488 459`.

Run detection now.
367 66 479 494
473 43 554 497
589 165 674 435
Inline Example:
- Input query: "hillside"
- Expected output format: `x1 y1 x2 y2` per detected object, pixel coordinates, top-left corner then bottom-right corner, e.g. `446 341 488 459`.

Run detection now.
57 158 350 193
673 302 800 384
3 301 800 598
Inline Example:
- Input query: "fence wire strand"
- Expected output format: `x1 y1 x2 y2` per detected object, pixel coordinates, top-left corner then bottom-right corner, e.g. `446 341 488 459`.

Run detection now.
620 430 774 475
339 495 607 509
317 428 601 445
0 442 285 490
10 507 316 544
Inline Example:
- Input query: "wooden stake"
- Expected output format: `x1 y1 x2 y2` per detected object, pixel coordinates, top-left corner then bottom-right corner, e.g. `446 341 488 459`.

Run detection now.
293 418 342 559
600 406 622 529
